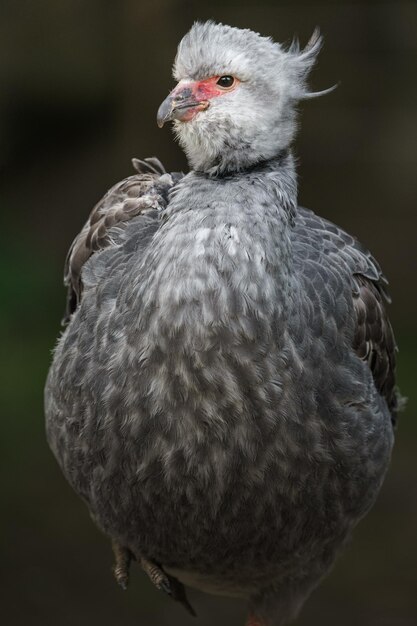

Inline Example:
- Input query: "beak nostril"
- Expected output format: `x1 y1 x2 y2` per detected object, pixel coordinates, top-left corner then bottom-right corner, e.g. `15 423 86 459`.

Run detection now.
176 87 193 101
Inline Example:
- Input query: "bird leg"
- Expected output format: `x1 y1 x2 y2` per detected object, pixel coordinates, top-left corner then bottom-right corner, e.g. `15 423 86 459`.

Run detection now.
112 540 132 590
111 541 196 616
139 556 172 594
139 555 196 617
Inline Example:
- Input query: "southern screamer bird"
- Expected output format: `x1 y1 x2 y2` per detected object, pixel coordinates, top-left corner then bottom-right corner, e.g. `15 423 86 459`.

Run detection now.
45 21 399 626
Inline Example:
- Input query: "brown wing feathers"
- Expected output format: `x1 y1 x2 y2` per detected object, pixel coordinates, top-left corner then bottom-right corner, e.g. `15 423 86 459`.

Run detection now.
352 274 399 423
62 158 174 324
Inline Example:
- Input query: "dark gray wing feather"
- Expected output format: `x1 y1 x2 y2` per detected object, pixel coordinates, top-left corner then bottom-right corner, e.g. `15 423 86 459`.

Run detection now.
63 157 182 324
295 206 399 423
351 274 398 421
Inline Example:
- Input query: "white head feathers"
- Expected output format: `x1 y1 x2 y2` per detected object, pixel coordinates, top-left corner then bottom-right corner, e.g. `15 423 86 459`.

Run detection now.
171 21 334 175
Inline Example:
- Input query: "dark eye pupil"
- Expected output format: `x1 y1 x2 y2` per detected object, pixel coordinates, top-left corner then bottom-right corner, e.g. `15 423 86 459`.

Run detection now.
217 75 234 88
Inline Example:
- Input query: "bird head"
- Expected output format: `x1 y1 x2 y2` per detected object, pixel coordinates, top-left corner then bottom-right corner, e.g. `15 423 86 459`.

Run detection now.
157 21 334 175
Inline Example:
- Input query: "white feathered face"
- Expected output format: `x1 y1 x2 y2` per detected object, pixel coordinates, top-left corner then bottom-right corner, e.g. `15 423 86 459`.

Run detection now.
157 21 329 175
157 74 241 127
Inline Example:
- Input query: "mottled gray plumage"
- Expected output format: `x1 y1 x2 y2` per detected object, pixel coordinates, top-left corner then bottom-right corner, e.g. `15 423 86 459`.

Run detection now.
45 21 398 626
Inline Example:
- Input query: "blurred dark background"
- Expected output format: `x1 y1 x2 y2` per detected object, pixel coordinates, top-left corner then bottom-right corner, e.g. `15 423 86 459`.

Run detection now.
1 1 416 625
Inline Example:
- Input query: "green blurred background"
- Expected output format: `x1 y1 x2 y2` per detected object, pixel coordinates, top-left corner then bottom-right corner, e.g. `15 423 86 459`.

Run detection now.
1 1 416 624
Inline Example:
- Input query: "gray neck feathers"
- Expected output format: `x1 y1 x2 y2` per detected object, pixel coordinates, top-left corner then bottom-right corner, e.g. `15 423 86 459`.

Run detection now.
175 118 298 177
135 152 297 330
124 153 297 438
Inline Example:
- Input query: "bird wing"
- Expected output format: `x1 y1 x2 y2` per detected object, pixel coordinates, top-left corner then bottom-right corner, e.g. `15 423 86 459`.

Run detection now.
294 206 399 423
62 157 182 324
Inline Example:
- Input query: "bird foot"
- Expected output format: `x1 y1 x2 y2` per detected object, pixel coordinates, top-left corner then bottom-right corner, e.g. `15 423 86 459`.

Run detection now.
112 540 132 590
111 541 196 616
139 556 196 617
139 556 172 594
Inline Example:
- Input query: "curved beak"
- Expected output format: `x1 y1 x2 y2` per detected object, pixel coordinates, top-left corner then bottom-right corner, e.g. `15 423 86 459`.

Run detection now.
157 83 209 128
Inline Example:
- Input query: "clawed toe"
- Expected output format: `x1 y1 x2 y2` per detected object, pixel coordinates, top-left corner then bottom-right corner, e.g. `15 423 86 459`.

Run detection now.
112 540 132 590
139 556 196 616
111 541 196 616
139 556 172 593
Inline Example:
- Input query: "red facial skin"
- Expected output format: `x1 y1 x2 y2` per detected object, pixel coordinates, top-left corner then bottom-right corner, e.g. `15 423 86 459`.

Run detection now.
195 75 240 99
172 76 240 122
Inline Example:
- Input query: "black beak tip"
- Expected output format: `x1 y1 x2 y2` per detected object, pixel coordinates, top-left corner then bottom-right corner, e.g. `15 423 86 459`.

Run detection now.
157 96 173 128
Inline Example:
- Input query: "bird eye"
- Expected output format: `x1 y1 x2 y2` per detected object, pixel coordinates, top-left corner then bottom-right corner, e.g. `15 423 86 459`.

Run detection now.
216 75 235 89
